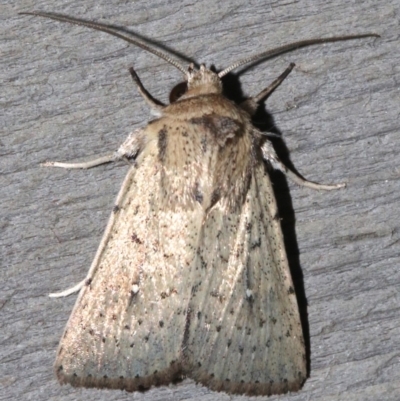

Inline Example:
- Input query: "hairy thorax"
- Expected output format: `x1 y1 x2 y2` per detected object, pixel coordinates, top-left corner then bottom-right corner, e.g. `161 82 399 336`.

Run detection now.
145 94 257 212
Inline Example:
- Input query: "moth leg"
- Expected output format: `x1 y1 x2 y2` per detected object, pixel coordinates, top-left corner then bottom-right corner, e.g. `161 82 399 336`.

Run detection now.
261 139 346 190
41 153 118 169
42 127 146 169
241 63 295 115
129 66 165 113
49 278 86 298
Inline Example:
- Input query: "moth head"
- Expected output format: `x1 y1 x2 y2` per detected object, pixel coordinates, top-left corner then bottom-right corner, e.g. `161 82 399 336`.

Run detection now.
169 64 222 102
187 64 222 90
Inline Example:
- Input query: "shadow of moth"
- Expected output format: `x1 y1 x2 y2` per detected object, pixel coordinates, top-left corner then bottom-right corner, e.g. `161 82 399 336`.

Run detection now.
22 11 378 396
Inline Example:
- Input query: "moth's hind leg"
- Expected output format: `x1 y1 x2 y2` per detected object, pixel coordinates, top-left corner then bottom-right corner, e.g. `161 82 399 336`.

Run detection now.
49 279 88 298
241 63 295 115
261 139 346 191
42 154 118 169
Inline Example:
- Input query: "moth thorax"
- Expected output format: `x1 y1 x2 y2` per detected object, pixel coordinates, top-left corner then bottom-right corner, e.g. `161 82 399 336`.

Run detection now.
186 64 223 95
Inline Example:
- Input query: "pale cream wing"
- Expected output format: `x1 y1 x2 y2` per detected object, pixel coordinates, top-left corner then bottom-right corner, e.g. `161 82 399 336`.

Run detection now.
184 162 306 396
54 137 203 391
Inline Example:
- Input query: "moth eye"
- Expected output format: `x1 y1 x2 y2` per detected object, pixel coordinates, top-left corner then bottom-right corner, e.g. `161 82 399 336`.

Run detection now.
169 82 187 103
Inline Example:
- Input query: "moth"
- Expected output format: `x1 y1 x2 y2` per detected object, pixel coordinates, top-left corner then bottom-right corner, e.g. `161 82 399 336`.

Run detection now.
22 11 378 396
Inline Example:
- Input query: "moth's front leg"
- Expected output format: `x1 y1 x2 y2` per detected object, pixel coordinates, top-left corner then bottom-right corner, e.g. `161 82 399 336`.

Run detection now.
240 63 295 115
129 67 165 113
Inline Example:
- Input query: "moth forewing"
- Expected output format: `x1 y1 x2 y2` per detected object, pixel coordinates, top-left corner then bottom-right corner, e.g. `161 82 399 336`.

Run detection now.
22 10 379 397
184 162 306 396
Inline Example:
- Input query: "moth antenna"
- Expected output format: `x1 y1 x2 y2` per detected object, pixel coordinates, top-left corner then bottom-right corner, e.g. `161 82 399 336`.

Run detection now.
20 11 188 75
218 33 380 77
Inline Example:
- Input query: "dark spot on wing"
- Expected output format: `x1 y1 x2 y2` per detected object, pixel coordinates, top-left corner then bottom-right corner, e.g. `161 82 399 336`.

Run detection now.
131 232 143 244
189 114 241 146
158 126 168 162
193 181 203 204
200 135 207 153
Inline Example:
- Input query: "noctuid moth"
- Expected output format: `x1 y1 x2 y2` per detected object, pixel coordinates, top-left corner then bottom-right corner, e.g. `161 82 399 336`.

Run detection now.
22 11 378 396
